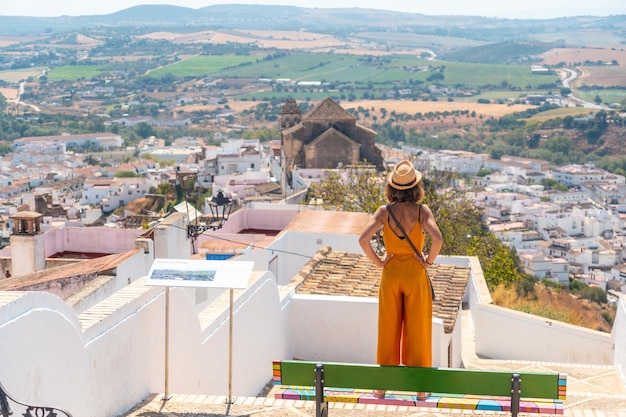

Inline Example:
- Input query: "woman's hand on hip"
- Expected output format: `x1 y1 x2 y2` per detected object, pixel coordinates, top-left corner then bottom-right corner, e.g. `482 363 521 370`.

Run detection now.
379 253 394 267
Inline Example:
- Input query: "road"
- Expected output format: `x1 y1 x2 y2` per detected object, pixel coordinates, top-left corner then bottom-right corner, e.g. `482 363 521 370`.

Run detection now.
5 69 45 112
557 67 606 109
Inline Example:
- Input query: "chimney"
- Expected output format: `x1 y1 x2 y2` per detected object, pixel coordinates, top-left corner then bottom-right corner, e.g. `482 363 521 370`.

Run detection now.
9 211 45 277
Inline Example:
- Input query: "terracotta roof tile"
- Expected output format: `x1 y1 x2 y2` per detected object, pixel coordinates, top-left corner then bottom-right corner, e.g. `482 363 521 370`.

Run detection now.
0 250 139 292
289 246 469 333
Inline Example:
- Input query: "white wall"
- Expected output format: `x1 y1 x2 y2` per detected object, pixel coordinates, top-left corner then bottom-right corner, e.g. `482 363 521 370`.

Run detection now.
462 253 616 365
270 231 363 286
286 294 449 368
215 205 300 234
613 296 626 384
0 269 287 417
472 295 614 365
115 240 155 288
0 292 89 410
154 214 191 259
45 227 145 256
70 239 156 314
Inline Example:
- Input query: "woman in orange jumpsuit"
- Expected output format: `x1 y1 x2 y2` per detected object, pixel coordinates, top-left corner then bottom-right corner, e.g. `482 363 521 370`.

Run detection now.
359 160 443 400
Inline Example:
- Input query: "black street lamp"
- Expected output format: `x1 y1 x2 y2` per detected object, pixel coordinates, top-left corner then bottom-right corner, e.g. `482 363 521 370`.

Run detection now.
187 190 233 239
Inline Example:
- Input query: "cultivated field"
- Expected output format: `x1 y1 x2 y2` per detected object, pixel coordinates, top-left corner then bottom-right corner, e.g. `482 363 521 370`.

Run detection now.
576 65 626 88
527 106 596 122
140 29 348 50
139 29 431 56
540 47 626 87
173 98 532 128
182 98 532 118
179 100 260 113
147 55 260 78
0 88 18 100
46 65 108 82
533 31 626 48
0 68 44 83
541 47 626 67
344 99 532 118
0 35 45 47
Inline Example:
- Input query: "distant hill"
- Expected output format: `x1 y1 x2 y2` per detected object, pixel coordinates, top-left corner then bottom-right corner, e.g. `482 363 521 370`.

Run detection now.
0 4 624 43
437 41 558 64
108 5 198 21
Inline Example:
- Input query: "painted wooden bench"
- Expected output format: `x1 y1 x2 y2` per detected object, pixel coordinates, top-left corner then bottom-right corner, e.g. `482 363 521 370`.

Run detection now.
0 382 73 417
272 360 566 417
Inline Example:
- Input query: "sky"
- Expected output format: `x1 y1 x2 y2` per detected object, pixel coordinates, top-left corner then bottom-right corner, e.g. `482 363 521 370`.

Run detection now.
2 0 625 19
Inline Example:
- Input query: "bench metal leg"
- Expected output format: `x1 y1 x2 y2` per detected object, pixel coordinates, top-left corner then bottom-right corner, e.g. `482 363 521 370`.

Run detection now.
0 383 72 417
510 373 521 417
315 364 328 417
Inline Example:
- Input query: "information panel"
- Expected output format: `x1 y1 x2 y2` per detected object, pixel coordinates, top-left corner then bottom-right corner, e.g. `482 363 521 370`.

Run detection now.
145 258 253 289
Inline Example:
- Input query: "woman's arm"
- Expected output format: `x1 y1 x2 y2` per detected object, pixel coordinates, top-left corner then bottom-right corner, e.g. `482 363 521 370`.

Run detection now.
420 204 443 267
358 206 388 268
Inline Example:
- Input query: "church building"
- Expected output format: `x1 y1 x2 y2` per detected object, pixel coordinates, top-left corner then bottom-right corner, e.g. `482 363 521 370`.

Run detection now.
280 98 384 171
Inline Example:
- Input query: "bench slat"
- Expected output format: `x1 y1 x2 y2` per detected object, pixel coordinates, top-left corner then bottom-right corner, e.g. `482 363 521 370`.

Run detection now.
274 387 563 414
275 360 565 400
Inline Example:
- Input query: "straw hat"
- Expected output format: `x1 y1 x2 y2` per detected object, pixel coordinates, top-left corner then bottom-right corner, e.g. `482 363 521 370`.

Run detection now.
387 160 422 190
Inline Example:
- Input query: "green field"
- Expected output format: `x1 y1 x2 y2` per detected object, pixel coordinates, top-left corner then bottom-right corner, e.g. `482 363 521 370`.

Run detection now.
441 61 551 88
237 91 338 101
46 65 109 81
33 52 567 91
211 53 357 80
210 53 551 90
527 106 596 121
577 89 626 106
148 55 260 78
353 31 486 50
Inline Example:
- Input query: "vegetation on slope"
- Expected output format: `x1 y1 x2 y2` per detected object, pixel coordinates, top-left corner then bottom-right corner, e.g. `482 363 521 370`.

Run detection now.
492 276 615 333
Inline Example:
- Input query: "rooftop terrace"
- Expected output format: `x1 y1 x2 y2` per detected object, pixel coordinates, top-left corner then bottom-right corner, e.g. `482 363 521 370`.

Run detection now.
117 309 626 417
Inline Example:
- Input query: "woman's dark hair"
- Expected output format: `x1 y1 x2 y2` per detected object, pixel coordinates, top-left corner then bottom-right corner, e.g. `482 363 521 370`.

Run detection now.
384 182 424 203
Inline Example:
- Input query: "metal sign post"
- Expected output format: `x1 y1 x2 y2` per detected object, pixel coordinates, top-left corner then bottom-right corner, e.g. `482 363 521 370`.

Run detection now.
228 288 234 404
145 259 253 403
163 287 170 401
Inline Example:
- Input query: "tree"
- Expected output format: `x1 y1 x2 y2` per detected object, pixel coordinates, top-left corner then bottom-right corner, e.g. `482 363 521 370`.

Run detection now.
114 171 141 178
83 155 99 166
309 165 520 289
134 122 155 139
563 115 574 129
426 72 444 83
157 182 172 196
308 165 384 214
540 178 568 192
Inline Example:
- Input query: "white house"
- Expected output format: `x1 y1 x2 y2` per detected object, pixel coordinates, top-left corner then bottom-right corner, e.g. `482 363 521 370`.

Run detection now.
550 163 621 187
217 146 262 176
518 251 569 283
14 133 124 149
80 178 155 211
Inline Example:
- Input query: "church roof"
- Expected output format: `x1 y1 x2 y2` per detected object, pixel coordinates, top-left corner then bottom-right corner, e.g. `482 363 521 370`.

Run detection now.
303 97 355 121
307 127 360 148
